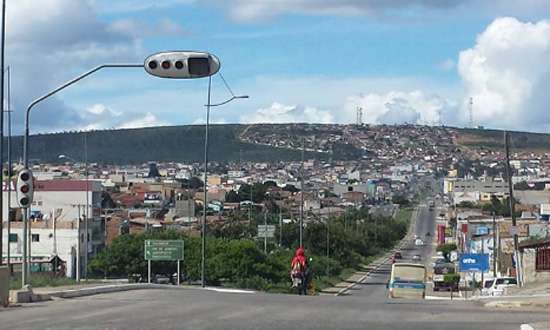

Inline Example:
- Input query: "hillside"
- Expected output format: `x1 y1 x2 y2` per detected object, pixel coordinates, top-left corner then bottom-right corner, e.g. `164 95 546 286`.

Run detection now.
6 124 550 165
454 127 550 152
9 124 326 164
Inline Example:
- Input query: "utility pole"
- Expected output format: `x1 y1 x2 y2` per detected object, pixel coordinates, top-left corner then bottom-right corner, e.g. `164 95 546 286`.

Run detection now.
249 183 253 223
504 131 521 286
326 214 330 277
278 208 282 248
492 212 497 278
5 65 11 274
263 209 267 254
299 138 305 247
72 204 83 282
84 132 89 282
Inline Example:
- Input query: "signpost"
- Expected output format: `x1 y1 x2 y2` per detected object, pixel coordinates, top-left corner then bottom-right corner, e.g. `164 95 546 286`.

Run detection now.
258 225 275 254
257 225 276 238
144 240 184 284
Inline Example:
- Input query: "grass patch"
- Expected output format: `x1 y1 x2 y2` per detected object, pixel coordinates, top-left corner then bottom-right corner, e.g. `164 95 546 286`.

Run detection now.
9 274 78 290
394 207 413 224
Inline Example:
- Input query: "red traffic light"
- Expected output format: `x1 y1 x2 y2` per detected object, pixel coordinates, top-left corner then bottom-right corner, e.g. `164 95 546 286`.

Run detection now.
20 185 29 193
161 60 171 69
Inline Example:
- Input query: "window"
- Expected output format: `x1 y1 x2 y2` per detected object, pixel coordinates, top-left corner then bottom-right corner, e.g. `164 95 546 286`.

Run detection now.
9 233 17 243
31 234 40 242
536 246 550 271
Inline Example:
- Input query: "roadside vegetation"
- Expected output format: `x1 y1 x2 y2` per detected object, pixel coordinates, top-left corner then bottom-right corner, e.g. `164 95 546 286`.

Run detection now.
89 206 412 293
9 274 78 290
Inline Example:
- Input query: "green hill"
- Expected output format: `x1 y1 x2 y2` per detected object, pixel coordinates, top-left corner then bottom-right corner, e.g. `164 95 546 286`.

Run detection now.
455 127 550 151
9 124 327 164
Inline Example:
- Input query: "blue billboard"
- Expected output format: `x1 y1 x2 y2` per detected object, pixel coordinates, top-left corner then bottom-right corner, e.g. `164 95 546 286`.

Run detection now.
459 253 489 272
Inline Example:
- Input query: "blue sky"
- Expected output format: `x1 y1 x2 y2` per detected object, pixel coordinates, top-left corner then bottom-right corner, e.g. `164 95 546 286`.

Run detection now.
5 1 550 133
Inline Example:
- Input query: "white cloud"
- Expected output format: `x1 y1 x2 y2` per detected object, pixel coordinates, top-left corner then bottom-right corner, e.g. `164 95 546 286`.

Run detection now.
241 102 334 124
345 91 457 125
204 0 550 21
120 112 168 129
92 0 196 14
205 0 463 21
437 58 455 71
107 18 185 38
4 0 147 133
458 17 550 130
79 104 166 130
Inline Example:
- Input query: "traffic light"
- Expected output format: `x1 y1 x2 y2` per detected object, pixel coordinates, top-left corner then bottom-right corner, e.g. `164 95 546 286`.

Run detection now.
17 169 34 208
144 51 220 79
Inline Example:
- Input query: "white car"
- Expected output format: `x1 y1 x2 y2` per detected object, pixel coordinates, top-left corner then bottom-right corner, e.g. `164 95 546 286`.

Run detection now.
415 239 424 246
481 277 517 296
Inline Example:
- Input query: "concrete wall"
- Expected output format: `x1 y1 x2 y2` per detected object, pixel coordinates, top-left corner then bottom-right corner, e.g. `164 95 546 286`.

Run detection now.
521 249 550 285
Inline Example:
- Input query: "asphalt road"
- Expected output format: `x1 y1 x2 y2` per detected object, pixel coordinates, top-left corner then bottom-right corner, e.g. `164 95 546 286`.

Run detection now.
2 286 549 330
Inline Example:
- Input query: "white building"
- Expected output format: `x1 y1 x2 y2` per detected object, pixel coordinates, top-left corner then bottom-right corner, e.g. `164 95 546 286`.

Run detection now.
1 180 103 278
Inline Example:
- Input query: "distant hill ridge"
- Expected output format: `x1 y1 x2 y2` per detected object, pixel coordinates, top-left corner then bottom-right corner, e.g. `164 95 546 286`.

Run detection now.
5 124 549 164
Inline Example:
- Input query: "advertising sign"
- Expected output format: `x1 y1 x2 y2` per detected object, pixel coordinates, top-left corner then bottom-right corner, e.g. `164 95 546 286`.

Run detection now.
459 253 489 272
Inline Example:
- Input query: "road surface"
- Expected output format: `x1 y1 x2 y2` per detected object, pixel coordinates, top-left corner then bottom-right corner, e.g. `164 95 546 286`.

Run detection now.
1 285 548 330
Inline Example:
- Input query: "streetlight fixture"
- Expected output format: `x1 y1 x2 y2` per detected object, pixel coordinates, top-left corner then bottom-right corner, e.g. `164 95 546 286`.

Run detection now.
200 76 248 287
20 50 221 287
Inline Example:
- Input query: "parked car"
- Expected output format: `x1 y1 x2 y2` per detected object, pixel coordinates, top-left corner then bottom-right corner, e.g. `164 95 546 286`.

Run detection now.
412 255 422 262
152 274 172 284
415 239 424 246
481 277 517 296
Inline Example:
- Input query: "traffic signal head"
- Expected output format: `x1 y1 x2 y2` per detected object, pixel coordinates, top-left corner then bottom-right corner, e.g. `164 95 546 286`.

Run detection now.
144 51 220 79
17 169 34 208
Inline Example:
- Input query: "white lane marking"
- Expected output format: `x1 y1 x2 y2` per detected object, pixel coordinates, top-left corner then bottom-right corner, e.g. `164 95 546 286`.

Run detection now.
520 324 535 330
205 288 256 294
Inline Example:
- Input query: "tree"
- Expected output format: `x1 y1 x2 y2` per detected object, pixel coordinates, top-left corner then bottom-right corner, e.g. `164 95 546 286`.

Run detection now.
225 190 240 203
456 201 477 209
282 184 299 193
263 180 277 188
392 195 410 206
513 181 530 191
187 177 204 190
436 243 457 261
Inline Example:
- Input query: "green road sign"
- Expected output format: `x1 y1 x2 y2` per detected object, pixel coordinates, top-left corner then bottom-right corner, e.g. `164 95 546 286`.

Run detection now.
144 240 184 261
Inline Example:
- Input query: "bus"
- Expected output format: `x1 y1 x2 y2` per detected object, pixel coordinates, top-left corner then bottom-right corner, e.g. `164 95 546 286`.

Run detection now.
388 263 426 299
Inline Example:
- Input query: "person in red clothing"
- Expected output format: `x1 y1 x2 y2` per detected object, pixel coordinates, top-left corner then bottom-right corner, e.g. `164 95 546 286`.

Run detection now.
290 247 308 295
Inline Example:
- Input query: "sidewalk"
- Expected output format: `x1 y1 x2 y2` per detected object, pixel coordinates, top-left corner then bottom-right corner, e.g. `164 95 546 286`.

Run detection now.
483 296 550 310
320 207 418 296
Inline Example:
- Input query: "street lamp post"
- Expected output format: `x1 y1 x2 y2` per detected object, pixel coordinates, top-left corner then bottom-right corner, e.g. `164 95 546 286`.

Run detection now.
0 0 6 268
201 87 248 287
20 51 223 287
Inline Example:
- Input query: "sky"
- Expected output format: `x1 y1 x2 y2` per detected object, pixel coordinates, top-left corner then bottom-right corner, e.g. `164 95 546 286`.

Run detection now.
3 0 550 133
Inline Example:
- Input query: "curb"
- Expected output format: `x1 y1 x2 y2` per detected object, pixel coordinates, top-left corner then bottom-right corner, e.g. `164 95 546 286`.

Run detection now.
46 283 170 299
12 283 173 303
